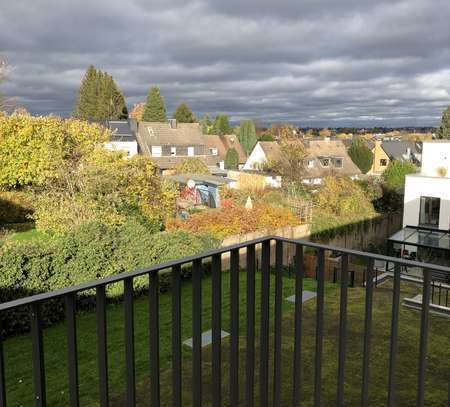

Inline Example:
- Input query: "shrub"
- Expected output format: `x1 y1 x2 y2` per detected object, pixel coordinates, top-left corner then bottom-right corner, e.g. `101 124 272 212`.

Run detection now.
167 204 301 239
348 137 374 174
382 159 417 189
224 148 239 169
175 158 210 174
0 222 219 335
32 149 178 234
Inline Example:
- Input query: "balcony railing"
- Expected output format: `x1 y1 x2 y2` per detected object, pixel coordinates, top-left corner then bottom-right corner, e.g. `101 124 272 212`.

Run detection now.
0 236 449 406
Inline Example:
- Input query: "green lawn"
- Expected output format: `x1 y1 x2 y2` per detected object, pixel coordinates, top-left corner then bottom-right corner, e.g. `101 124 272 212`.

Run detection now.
0 223 49 242
3 273 449 406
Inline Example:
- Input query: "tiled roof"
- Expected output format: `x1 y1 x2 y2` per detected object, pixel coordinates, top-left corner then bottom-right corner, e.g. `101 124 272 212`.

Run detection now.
205 134 247 163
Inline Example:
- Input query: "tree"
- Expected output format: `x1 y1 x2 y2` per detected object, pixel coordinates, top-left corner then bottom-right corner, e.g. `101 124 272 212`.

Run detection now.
269 138 306 186
319 128 332 138
175 158 210 174
201 114 212 134
142 86 167 122
239 120 257 155
129 102 145 120
73 65 128 120
0 115 110 187
173 102 196 123
348 137 374 174
0 57 12 112
382 159 417 189
224 148 239 169
212 114 232 135
437 105 450 139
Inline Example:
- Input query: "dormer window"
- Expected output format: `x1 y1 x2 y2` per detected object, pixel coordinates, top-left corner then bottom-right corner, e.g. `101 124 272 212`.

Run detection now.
210 148 218 156
307 159 315 168
334 157 343 168
147 127 155 137
320 158 331 167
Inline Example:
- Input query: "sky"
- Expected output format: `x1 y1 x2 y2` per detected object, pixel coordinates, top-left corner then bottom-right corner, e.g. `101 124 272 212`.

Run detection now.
1 0 450 127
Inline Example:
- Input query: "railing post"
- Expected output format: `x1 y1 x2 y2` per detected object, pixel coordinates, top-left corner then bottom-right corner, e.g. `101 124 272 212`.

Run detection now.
30 302 46 407
292 244 304 407
149 271 160 407
314 249 325 407
417 269 431 407
65 293 79 407
361 258 374 407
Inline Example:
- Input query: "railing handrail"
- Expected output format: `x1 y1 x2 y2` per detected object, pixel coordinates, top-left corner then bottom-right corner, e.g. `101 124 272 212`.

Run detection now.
1 235 449 312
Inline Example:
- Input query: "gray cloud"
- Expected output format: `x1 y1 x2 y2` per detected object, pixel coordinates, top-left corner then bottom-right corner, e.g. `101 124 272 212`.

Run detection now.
1 0 450 126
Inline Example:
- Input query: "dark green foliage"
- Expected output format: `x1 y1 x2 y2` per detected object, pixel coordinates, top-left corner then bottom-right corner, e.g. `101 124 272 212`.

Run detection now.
0 221 219 335
73 65 128 120
142 86 167 122
382 159 417 189
437 105 450 139
348 137 374 174
224 148 239 169
239 120 257 154
201 114 212 134
259 133 275 141
212 114 232 135
173 102 196 123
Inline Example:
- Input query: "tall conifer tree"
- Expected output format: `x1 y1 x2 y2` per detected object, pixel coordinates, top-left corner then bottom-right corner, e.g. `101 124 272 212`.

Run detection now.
142 86 167 122
173 102 196 123
437 105 450 139
239 120 257 155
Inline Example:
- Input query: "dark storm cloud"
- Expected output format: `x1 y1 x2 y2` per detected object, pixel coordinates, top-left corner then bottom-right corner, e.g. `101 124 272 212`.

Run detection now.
1 0 450 126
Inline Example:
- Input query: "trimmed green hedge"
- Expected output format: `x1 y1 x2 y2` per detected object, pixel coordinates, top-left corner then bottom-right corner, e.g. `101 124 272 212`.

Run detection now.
0 222 219 336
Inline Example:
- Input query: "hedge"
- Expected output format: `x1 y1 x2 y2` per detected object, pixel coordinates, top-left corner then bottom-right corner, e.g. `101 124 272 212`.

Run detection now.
0 222 219 336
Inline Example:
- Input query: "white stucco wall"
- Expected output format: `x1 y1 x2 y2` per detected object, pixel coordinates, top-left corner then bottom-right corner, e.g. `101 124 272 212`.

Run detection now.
243 143 267 170
403 174 450 229
420 141 450 177
104 141 138 157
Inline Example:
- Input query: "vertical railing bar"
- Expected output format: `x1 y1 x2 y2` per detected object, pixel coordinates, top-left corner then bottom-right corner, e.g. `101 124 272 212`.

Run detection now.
171 265 182 407
192 259 202 407
336 253 349 406
361 258 374 407
246 244 256 407
292 244 304 407
31 302 46 407
124 278 136 407
211 254 222 407
387 264 401 406
314 248 325 407
96 285 109 407
259 240 271 407
65 293 80 407
0 316 5 407
273 240 283 407
230 249 240 407
416 269 431 407
149 271 160 407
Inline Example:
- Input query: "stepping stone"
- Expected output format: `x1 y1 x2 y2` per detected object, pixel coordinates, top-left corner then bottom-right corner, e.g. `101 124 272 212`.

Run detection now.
183 329 230 348
286 290 317 303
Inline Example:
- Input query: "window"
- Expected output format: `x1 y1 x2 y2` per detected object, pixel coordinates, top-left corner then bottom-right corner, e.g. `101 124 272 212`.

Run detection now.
419 197 440 227
320 158 330 167
170 146 177 156
151 146 162 157
209 148 218 156
188 146 195 156
307 159 314 168
334 158 343 168
380 159 387 167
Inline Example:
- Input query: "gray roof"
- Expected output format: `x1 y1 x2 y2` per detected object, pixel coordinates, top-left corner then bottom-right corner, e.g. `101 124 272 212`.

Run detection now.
104 120 136 141
381 141 422 160
164 173 234 187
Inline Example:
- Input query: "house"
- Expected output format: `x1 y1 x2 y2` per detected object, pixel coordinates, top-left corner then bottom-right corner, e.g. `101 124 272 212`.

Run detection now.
381 140 422 165
302 138 361 184
403 141 450 230
136 119 218 172
205 134 247 169
367 140 391 174
103 120 138 157
243 141 281 171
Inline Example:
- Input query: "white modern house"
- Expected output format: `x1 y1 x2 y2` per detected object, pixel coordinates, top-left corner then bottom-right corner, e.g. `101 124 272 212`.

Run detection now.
403 141 450 230
104 120 139 158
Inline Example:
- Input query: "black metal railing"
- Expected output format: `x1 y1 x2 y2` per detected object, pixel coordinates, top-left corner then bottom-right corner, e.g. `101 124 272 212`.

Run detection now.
0 236 449 407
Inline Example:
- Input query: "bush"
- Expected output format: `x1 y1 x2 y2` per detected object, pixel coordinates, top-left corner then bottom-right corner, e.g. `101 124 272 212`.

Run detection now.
382 159 417 189
0 222 219 336
348 137 374 174
167 204 301 239
175 158 210 174
0 191 34 224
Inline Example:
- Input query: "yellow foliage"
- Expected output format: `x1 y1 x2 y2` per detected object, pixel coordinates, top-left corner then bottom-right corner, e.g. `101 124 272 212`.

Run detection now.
235 173 267 191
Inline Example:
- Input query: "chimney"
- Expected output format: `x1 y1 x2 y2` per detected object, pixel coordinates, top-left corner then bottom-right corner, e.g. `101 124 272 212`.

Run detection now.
168 119 177 129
